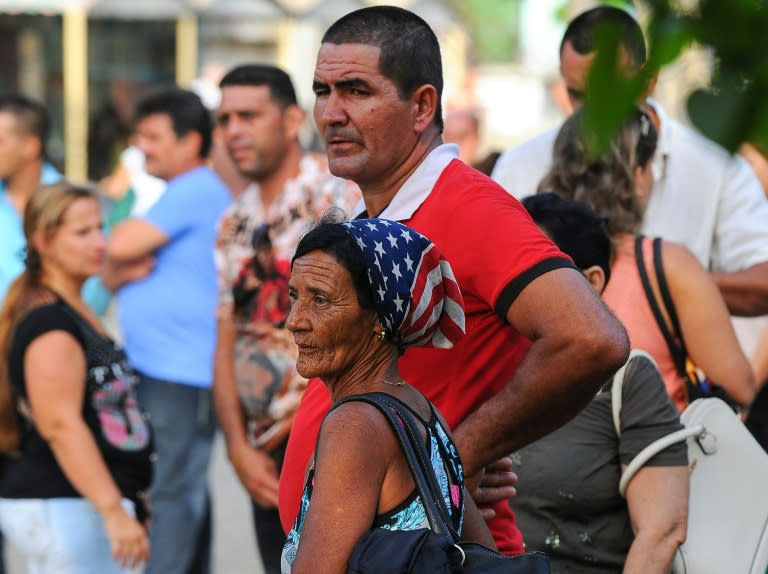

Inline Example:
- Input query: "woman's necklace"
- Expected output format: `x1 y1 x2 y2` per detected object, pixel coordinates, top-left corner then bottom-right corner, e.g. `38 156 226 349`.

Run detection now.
379 377 405 387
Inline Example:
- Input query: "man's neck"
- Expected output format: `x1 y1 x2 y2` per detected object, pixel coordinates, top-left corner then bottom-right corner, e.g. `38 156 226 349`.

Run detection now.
257 142 303 211
166 158 205 182
362 132 442 217
4 160 43 216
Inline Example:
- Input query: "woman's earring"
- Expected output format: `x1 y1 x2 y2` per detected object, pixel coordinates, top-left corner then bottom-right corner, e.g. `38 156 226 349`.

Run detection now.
376 330 386 342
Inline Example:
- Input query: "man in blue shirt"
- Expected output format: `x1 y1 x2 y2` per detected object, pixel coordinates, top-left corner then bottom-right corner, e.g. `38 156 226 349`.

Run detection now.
0 96 61 574
105 88 232 574
0 95 62 301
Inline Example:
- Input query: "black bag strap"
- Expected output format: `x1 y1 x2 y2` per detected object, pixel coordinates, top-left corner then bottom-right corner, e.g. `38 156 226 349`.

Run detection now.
652 237 686 349
333 392 461 542
634 236 688 378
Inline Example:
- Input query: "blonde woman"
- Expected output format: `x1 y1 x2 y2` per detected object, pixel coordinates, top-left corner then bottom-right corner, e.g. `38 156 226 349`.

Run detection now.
0 182 152 573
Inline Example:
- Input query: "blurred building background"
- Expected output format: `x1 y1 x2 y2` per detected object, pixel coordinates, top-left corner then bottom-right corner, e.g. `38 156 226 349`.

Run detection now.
0 1 721 573
0 0 711 186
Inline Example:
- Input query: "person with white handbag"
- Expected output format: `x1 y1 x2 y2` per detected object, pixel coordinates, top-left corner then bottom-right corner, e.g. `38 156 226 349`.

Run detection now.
513 193 689 573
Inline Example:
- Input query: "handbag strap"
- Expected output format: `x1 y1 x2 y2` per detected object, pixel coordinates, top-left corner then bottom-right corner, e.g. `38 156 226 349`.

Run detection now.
618 424 704 497
334 392 461 541
634 236 688 378
611 351 706 498
611 349 659 436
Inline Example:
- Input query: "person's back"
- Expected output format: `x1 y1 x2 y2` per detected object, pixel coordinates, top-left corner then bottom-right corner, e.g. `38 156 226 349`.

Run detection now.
539 107 755 411
517 193 688 572
491 127 557 201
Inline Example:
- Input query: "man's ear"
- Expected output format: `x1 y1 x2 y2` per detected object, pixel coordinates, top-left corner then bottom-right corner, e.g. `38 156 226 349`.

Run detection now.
582 264 607 294
644 70 659 98
412 84 439 134
282 104 306 140
21 134 42 162
180 130 203 159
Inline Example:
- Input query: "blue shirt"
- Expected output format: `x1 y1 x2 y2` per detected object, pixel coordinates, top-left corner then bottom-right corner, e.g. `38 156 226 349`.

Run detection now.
117 166 231 387
0 163 62 302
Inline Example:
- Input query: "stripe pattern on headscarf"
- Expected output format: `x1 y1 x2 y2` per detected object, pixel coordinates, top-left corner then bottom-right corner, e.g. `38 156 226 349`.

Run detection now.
341 219 465 349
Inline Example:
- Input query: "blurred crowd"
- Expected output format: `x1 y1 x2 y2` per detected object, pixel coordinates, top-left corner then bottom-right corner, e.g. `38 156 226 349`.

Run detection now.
0 4 767 574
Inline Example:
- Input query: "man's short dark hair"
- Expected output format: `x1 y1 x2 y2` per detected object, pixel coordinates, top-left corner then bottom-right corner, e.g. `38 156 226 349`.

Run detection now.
523 192 612 284
218 64 298 109
0 94 50 159
561 6 646 70
135 88 212 158
322 5 444 132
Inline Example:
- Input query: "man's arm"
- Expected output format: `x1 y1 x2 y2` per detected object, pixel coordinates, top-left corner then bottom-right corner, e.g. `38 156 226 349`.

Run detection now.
711 154 768 316
108 218 168 263
712 262 768 316
452 267 629 477
212 314 279 507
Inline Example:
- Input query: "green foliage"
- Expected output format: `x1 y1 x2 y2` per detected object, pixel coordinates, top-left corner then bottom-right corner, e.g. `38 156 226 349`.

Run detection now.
584 0 768 154
445 0 523 62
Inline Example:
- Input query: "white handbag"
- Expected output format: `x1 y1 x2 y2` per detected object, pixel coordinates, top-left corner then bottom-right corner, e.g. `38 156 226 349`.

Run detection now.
613 350 768 574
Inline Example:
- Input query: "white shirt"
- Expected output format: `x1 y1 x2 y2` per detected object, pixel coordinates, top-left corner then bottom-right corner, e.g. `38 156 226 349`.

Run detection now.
490 100 768 273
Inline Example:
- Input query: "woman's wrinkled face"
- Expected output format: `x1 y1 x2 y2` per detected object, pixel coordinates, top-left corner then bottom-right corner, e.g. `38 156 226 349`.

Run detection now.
286 249 378 381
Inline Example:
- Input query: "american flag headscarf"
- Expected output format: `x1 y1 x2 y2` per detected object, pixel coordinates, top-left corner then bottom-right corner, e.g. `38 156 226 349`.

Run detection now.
340 219 465 349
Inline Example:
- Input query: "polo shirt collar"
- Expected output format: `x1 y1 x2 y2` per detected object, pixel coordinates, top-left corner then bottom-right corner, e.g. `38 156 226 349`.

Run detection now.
353 143 459 219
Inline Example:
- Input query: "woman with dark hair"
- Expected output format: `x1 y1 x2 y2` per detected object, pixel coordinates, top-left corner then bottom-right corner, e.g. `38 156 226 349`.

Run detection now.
280 217 494 574
539 108 755 412
515 192 688 573
0 182 152 572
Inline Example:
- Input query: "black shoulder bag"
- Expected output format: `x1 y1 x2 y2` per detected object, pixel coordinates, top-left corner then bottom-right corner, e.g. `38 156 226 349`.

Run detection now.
337 392 550 574
635 236 736 408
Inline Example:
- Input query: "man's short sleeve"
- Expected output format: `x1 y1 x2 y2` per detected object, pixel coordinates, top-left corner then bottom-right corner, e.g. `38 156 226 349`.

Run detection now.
618 356 687 467
417 168 574 322
143 169 216 240
712 155 768 272
490 128 557 200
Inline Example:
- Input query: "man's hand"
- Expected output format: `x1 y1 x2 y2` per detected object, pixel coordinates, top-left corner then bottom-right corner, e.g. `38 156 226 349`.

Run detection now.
466 456 518 521
102 255 155 291
119 255 156 283
228 444 280 508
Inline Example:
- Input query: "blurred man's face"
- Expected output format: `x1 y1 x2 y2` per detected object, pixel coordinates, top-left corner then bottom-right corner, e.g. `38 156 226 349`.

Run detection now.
217 85 295 182
560 39 638 110
0 112 32 180
134 113 184 181
559 40 596 109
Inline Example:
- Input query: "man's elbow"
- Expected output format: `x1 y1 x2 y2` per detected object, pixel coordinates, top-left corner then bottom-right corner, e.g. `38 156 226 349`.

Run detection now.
581 315 630 381
106 240 133 263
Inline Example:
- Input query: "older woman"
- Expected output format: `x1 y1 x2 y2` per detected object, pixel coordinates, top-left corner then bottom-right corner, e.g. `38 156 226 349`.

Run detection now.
0 182 152 573
280 218 494 574
538 108 755 412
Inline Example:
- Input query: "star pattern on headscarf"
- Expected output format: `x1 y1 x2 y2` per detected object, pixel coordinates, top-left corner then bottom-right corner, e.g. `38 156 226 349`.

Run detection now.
340 219 465 349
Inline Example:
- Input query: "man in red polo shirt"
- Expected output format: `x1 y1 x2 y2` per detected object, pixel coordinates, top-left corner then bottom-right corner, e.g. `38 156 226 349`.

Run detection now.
278 5 630 555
